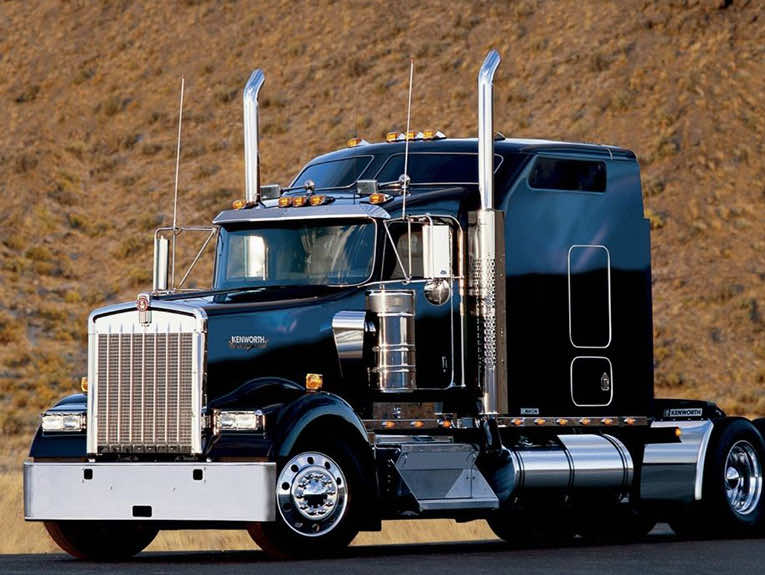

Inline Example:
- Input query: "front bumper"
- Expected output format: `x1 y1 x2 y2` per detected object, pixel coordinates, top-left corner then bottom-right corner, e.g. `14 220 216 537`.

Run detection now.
24 460 276 522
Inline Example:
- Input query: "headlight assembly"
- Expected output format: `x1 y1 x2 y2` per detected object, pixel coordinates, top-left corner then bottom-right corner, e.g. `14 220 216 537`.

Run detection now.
41 412 86 432
213 410 265 435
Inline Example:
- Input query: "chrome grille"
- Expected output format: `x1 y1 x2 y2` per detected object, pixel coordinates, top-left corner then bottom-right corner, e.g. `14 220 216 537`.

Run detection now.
89 308 203 455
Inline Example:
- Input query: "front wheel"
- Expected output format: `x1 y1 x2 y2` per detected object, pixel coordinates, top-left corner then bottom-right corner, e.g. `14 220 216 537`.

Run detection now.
44 521 157 560
249 440 362 559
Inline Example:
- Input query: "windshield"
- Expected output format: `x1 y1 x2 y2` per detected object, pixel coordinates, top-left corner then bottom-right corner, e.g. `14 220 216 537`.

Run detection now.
214 220 376 289
291 156 372 190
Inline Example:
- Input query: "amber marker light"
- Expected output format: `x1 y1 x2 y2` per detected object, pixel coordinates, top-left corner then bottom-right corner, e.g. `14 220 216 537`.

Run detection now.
511 418 524 426
411 420 425 429
386 132 402 143
534 418 546 426
232 199 246 210
292 196 308 207
347 137 363 147
382 421 395 429
368 192 391 205
579 417 591 426
675 427 683 438
309 194 333 206
602 417 616 426
556 418 569 426
625 417 637 426
305 373 323 392
80 377 88 393
438 419 452 429
278 196 292 208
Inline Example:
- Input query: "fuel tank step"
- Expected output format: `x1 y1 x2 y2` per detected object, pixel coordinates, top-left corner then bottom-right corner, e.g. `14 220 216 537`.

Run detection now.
391 442 499 512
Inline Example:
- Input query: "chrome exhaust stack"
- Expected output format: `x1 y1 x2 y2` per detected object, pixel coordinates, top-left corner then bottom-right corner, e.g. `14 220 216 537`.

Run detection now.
470 50 508 415
478 50 500 211
243 69 265 204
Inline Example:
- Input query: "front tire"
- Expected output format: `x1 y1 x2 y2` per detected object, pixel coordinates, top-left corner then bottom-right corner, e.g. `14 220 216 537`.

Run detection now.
44 521 157 560
249 439 362 559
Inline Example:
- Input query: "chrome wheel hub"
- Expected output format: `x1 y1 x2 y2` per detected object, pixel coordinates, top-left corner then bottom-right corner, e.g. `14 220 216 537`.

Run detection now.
277 451 347 537
724 440 763 516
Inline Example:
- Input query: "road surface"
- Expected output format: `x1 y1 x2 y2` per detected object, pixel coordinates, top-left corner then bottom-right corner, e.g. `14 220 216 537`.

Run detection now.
2 525 763 574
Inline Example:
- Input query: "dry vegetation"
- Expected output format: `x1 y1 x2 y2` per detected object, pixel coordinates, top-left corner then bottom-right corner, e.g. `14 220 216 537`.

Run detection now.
0 0 762 554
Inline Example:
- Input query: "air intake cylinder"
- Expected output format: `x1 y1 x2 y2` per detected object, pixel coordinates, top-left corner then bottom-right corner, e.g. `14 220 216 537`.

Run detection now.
367 290 416 392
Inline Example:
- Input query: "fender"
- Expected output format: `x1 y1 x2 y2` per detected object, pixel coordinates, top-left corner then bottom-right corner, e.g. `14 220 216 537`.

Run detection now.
268 391 380 530
29 394 87 459
270 391 370 461
206 377 304 411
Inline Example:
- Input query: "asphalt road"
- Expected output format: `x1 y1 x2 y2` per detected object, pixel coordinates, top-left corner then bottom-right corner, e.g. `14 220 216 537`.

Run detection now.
2 525 764 575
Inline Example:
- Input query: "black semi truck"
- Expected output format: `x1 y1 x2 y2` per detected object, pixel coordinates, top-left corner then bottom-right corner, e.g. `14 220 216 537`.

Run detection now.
24 51 765 559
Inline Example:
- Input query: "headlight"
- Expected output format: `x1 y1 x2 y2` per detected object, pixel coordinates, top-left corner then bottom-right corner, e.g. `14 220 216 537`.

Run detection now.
41 412 86 432
213 409 265 434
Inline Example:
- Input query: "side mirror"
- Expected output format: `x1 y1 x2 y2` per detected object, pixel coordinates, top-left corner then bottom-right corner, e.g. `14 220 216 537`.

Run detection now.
422 224 452 279
153 235 170 292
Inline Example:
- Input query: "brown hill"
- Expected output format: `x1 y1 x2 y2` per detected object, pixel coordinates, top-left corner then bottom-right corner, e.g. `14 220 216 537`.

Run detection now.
0 0 763 434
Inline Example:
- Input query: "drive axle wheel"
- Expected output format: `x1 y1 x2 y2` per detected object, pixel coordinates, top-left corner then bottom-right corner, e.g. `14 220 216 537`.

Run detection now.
44 521 158 560
249 440 361 559
671 418 765 538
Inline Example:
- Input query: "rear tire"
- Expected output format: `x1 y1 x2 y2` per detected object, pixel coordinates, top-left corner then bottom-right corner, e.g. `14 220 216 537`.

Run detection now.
249 438 362 559
44 521 158 560
671 418 765 538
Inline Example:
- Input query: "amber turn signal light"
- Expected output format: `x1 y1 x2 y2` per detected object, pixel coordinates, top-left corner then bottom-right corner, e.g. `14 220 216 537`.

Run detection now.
305 373 323 392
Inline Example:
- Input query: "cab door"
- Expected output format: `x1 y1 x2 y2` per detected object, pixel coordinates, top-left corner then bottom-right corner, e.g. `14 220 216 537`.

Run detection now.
379 218 461 389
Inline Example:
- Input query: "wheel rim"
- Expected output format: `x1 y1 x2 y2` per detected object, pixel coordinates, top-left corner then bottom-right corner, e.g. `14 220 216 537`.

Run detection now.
724 440 763 516
277 451 348 537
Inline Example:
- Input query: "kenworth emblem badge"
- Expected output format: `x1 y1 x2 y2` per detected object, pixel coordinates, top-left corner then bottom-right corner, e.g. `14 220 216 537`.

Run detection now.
600 372 611 392
136 293 151 326
229 335 268 351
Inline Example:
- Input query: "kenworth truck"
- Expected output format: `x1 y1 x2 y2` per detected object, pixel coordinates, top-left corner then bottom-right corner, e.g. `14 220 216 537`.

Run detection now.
24 51 765 560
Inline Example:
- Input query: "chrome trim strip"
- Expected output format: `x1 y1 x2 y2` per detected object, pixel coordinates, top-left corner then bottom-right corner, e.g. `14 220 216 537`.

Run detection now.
570 355 614 408
24 461 276 522
567 244 613 349
212 203 390 225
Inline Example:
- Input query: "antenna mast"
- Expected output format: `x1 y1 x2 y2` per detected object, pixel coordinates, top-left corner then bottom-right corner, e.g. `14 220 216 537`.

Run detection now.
170 76 185 291
401 58 414 219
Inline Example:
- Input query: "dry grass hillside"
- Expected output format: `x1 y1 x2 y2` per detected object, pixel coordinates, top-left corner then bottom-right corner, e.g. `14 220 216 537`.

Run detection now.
0 0 762 553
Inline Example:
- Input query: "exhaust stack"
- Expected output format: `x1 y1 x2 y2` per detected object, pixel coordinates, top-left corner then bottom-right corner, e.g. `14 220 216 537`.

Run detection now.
478 50 500 210
243 69 265 203
470 50 508 415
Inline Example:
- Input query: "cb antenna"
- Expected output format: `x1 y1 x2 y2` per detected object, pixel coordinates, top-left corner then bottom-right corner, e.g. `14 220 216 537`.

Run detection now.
170 76 185 291
401 57 414 219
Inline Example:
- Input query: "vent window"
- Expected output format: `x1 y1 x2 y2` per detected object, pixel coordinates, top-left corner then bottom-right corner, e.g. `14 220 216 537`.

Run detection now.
529 157 606 193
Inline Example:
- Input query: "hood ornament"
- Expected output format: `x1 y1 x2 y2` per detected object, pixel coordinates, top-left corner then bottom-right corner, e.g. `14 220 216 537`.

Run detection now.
137 293 151 326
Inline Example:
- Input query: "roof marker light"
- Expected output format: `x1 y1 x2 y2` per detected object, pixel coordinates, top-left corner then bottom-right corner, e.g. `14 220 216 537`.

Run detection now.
422 129 446 140
347 137 368 148
292 196 308 207
278 196 292 208
579 417 591 426
511 418 523 426
309 195 334 206
368 192 392 205
382 421 395 429
386 131 404 143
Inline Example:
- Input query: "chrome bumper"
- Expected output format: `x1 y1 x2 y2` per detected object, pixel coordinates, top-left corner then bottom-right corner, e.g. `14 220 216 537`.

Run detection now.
24 461 276 522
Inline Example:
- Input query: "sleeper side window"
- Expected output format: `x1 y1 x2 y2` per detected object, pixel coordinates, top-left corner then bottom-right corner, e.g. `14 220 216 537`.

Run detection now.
528 157 606 193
